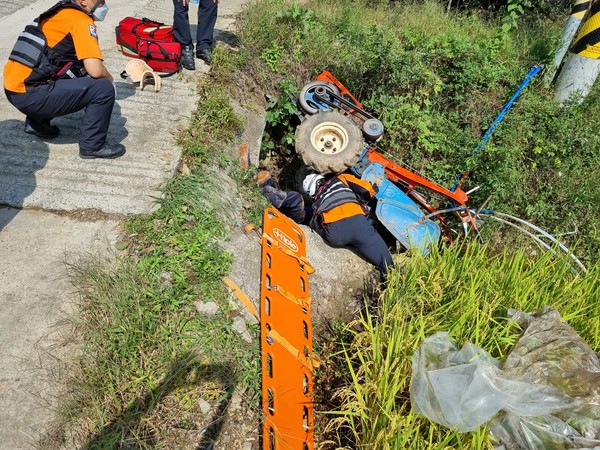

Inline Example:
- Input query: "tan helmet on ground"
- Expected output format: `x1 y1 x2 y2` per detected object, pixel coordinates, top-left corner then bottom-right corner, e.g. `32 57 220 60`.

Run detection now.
123 59 161 93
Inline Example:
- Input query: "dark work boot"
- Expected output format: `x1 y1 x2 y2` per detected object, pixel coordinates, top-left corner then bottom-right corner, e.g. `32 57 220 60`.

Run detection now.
80 143 126 159
181 45 196 70
24 117 60 139
196 48 212 65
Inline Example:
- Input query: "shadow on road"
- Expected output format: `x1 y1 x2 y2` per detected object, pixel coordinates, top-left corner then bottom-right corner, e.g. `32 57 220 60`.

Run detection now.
0 118 49 232
82 352 235 449
190 25 240 48
0 206 21 233
0 86 131 233
109 92 130 145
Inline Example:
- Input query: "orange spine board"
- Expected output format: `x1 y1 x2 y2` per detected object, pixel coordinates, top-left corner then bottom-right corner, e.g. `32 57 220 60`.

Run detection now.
261 207 315 450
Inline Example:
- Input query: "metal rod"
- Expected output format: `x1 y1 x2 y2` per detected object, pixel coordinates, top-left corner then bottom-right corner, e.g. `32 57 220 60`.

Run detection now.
452 65 543 191
476 211 587 274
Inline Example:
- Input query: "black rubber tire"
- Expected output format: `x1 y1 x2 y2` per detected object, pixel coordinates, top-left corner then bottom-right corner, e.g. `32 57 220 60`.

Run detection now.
295 110 364 174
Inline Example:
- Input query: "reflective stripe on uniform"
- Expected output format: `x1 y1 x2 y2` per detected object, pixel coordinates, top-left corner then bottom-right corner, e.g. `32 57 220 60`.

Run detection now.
313 178 359 215
8 24 46 68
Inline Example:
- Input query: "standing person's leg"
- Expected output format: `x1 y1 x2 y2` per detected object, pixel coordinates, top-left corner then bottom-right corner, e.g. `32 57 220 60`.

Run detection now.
173 0 193 45
196 0 218 63
173 0 195 70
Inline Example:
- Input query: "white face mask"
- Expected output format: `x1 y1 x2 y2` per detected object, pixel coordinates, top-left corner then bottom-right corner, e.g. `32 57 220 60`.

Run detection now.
93 4 108 21
91 2 108 21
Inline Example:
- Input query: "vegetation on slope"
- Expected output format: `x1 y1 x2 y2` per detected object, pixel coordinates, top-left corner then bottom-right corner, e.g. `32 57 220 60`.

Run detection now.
237 0 600 447
241 0 600 264
317 245 600 448
52 0 600 448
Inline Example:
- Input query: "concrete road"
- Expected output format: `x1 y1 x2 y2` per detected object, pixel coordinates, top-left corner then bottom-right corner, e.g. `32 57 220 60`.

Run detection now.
0 0 244 447
0 0 39 21
0 0 197 214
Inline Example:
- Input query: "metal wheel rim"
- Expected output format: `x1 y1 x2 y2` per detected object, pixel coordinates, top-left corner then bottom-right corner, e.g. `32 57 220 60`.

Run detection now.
310 121 349 155
299 82 341 114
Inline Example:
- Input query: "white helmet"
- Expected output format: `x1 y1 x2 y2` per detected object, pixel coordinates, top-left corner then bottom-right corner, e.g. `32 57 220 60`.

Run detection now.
303 173 325 197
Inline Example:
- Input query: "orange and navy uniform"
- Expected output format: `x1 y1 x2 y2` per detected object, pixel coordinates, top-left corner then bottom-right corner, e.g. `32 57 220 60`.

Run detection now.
4 8 103 93
320 173 376 224
310 172 393 275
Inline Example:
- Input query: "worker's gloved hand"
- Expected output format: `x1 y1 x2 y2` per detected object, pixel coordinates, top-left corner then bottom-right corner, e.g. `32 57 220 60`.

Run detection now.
372 183 379 193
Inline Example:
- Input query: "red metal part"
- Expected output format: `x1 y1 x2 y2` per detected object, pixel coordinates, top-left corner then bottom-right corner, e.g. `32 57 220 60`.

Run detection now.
316 70 363 111
363 147 469 209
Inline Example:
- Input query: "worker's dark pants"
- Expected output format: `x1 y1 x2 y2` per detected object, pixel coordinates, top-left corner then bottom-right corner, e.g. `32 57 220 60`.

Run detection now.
5 77 115 151
172 0 218 50
262 184 306 224
322 214 394 275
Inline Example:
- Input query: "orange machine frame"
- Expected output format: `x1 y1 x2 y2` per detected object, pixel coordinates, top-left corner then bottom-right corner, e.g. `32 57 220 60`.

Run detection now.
315 71 476 234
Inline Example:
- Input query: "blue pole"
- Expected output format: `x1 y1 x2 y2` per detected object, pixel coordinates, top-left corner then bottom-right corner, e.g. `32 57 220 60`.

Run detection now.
452 64 542 191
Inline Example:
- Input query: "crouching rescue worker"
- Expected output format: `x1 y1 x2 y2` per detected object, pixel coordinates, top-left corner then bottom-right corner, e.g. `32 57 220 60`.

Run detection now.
303 172 394 276
3 0 125 159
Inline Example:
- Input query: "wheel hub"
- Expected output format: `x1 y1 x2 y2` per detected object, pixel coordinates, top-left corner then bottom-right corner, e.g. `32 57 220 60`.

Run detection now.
298 81 341 114
311 121 349 155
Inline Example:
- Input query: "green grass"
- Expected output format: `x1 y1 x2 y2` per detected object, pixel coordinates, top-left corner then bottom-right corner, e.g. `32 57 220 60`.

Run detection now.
318 245 600 449
49 83 261 448
240 0 600 264
60 260 257 448
50 0 600 447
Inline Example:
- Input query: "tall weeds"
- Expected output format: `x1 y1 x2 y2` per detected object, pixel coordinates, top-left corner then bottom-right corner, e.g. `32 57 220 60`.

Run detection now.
322 245 599 448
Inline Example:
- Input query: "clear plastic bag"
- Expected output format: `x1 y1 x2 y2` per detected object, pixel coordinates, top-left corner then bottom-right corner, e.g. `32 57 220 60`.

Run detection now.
410 308 600 449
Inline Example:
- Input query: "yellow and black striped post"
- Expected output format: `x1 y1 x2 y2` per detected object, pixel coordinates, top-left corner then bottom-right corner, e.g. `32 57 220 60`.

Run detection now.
545 0 591 84
555 0 600 103
571 0 600 57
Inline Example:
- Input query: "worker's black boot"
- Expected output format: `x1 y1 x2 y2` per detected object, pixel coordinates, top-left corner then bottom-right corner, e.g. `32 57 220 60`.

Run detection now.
196 48 212 65
80 143 126 159
181 45 196 70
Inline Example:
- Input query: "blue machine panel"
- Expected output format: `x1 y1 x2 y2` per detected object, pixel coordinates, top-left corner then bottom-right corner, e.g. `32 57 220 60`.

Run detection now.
361 163 441 254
